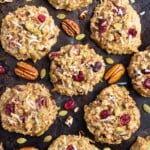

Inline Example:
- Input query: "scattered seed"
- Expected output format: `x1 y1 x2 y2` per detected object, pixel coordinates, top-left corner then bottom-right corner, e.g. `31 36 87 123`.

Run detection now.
58 110 68 117
105 57 114 64
75 34 85 41
40 68 46 79
143 104 150 113
103 147 111 150
43 135 52 142
17 137 27 144
56 14 66 20
74 107 79 113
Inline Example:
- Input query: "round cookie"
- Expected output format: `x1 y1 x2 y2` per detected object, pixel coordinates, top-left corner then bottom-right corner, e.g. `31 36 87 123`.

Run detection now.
84 84 140 144
1 5 59 62
90 0 141 54
48 0 92 11
0 83 58 136
0 143 4 150
0 0 12 3
130 136 150 150
128 49 150 97
49 44 105 96
48 135 99 150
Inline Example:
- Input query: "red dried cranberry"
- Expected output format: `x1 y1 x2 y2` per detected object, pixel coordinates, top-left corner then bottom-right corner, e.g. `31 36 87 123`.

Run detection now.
36 96 47 109
5 103 15 115
73 71 85 82
128 28 137 38
64 99 75 110
100 109 111 119
66 145 74 150
0 65 5 75
99 19 108 33
143 78 150 89
38 14 46 22
120 114 131 126
92 61 102 72
49 52 61 60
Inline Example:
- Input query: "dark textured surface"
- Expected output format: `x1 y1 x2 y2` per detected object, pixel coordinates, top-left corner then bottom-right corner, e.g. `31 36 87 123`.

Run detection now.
0 0 150 150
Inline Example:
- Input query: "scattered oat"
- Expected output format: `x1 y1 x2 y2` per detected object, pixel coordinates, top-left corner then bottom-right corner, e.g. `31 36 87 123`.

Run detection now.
79 10 88 20
43 135 52 142
56 14 66 20
58 110 68 117
105 57 114 64
75 34 85 41
143 104 150 113
140 11 146 16
16 137 27 144
65 115 73 127
74 107 79 113
40 68 46 79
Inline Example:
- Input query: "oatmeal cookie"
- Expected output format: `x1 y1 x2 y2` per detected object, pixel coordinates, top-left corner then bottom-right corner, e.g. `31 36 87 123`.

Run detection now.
0 83 59 136
130 136 150 150
0 0 12 3
84 84 140 144
0 143 4 150
49 44 105 96
128 49 150 97
90 0 141 54
48 0 92 11
1 5 59 62
48 135 99 150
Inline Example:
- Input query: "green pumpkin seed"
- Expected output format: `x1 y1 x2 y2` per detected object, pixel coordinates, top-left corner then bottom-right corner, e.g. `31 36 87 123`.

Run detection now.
143 104 150 113
58 110 68 117
56 14 66 20
105 57 114 64
40 68 46 79
75 34 85 41
16 137 27 144
43 135 52 142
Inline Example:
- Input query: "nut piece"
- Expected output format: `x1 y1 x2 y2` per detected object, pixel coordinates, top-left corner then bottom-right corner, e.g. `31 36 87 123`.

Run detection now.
14 61 39 80
62 19 80 37
79 10 88 20
104 64 125 84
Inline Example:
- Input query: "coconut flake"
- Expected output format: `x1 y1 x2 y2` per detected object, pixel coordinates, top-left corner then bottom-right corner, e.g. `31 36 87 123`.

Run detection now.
100 116 114 122
11 21 23 29
140 11 146 16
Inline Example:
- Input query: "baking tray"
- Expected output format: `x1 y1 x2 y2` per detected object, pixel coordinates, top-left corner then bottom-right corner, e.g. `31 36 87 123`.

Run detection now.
0 0 150 149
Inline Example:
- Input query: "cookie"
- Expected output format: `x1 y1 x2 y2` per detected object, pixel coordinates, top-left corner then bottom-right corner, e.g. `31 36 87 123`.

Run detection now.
130 136 150 150
50 44 105 96
48 0 92 11
90 0 141 54
0 0 12 3
128 49 150 97
1 5 59 62
0 143 4 150
84 84 140 144
48 135 99 150
0 83 58 136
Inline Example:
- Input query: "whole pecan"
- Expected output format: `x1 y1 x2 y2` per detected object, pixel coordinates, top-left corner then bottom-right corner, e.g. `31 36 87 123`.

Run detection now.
62 19 80 37
14 61 39 80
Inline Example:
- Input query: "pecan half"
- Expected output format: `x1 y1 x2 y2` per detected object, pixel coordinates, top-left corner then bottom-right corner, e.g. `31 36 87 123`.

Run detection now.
104 64 125 84
14 61 39 80
62 19 80 37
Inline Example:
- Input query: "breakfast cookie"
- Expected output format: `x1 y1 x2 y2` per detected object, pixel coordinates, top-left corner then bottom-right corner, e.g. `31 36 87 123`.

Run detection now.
84 84 140 144
1 5 59 62
49 44 105 96
0 83 58 136
48 135 99 150
0 0 12 3
48 0 92 11
90 0 141 54
128 49 150 97
0 143 4 150
130 136 150 150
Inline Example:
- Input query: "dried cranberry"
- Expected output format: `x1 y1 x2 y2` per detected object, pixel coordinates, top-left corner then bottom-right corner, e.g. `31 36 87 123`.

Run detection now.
56 66 63 73
20 114 26 123
64 99 75 110
36 96 47 109
100 109 111 119
92 61 102 72
5 103 15 115
0 65 5 75
142 69 150 74
143 78 150 89
73 71 85 82
48 51 61 60
66 145 74 150
99 19 108 33
128 28 137 38
113 6 126 16
120 114 131 126
38 14 46 22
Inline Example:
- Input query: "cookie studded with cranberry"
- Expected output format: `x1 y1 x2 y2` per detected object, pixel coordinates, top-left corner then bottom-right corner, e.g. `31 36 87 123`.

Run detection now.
128 48 150 97
90 0 141 54
0 83 59 136
48 135 99 150
84 84 140 144
49 44 105 96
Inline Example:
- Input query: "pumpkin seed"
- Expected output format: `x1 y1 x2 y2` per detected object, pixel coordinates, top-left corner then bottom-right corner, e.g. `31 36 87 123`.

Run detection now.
105 57 114 64
40 68 46 79
56 14 66 20
26 0 32 1
75 34 85 41
17 137 27 144
43 135 52 142
143 104 150 113
58 110 68 117
103 147 111 150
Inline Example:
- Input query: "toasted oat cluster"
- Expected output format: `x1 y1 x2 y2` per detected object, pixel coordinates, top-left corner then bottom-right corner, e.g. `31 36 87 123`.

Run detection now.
128 48 150 97
48 0 92 11
49 44 105 96
0 83 58 136
1 5 59 62
0 0 12 3
84 84 140 144
130 136 150 150
90 0 141 54
48 135 99 150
